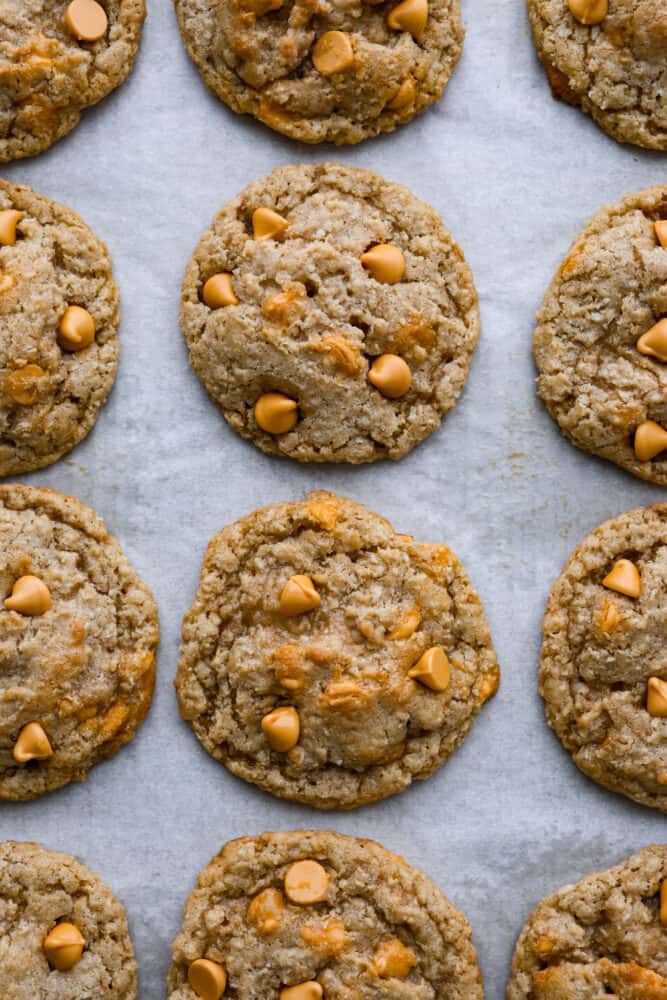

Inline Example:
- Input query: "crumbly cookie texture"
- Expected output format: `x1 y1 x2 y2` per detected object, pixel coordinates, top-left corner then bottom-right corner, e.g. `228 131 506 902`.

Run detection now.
168 830 484 999
176 491 499 810
534 185 667 485
0 841 137 1000
0 484 159 800
0 179 120 476
527 0 667 149
539 504 667 812
181 162 480 464
173 0 463 145
0 0 146 162
507 845 667 999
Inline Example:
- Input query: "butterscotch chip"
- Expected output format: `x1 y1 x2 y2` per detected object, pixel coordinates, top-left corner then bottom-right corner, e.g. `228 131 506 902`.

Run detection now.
539 504 667 811
176 491 499 809
285 860 330 904
656 221 667 247
253 207 288 241
247 888 285 934
386 76 416 110
387 0 429 40
534 186 667 482
0 273 15 294
202 273 239 309
0 209 23 245
568 0 607 25
180 164 479 464
661 880 667 926
5 365 47 406
65 0 109 42
636 319 667 362
58 305 96 351
188 959 227 999
0 842 137 999
312 31 355 76
0 485 159 801
168 832 482 999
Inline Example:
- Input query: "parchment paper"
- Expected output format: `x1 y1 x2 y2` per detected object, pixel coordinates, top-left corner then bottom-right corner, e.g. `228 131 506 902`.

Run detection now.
1 2 665 995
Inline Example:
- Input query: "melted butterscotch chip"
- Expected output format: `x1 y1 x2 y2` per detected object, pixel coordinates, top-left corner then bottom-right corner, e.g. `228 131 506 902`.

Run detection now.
5 365 47 406
247 888 285 934
308 336 360 375
373 937 416 978
301 918 347 956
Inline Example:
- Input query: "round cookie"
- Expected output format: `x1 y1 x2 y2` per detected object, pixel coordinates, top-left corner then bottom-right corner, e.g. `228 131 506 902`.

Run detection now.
0 0 146 162
507 844 667 999
539 504 667 812
0 841 137 1000
174 0 463 145
180 162 480 464
176 491 499 809
0 179 121 476
168 830 483 999
534 185 667 485
0 484 159 800
526 0 667 149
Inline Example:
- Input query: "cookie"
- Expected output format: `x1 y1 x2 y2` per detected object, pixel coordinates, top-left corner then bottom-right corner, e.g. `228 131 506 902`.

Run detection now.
0 840 137 1000
0 484 159 800
168 829 483 999
176 491 499 810
539 504 667 812
0 179 121 476
0 0 146 162
534 185 667 485
180 162 480 464
526 0 667 149
507 844 667 999
174 0 463 145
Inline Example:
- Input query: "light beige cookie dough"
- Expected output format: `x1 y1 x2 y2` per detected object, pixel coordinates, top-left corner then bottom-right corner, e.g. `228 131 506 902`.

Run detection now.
176 492 499 810
168 830 484 999
181 162 480 464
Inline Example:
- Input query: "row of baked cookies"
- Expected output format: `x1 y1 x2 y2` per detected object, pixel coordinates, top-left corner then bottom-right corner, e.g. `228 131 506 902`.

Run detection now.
4 834 667 998
1 169 665 481
2 484 664 815
2 0 665 159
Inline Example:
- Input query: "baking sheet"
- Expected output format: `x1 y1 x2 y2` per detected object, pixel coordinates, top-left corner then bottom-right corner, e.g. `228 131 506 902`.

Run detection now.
1 1 666 995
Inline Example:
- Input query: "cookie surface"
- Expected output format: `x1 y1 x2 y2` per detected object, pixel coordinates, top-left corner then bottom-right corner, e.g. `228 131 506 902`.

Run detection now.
534 185 667 484
181 162 480 464
174 0 463 145
168 830 483 999
507 844 667 999
539 504 667 812
0 841 137 1000
0 179 121 476
527 0 667 149
0 0 146 162
176 491 499 809
0 485 159 800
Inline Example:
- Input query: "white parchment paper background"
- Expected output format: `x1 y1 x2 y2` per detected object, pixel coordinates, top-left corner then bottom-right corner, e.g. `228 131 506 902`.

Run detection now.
1 1 665 995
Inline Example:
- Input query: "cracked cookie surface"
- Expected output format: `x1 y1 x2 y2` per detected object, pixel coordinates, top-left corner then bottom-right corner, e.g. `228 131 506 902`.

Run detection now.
0 179 120 476
180 162 480 464
539 504 667 812
527 0 667 149
534 185 667 485
0 0 145 162
0 841 137 1000
507 844 667 999
168 830 483 999
174 0 463 144
0 484 159 800
176 492 499 810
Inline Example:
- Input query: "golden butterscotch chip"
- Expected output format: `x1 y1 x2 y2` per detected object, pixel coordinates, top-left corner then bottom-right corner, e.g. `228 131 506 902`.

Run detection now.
309 336 360 375
65 0 109 41
284 860 330 904
408 646 450 691
647 677 667 717
602 559 641 598
255 393 298 434
568 0 607 24
321 679 369 710
280 983 323 1000
247 887 285 934
373 937 416 978
188 958 227 999
388 608 422 640
660 880 667 925
0 273 14 294
43 923 85 971
477 666 499 703
387 0 429 39
635 420 667 461
597 597 621 633
534 935 556 959
253 207 288 241
0 209 23 246
13 722 53 763
273 646 307 691
241 0 284 12
202 273 238 309
306 499 339 529
4 574 52 615
637 319 667 362
312 31 355 75
301 918 347 956
58 305 96 351
261 706 300 751
5 365 47 405
386 76 417 110
263 284 305 322
360 243 405 284
368 354 412 398
656 221 667 248
279 575 321 616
